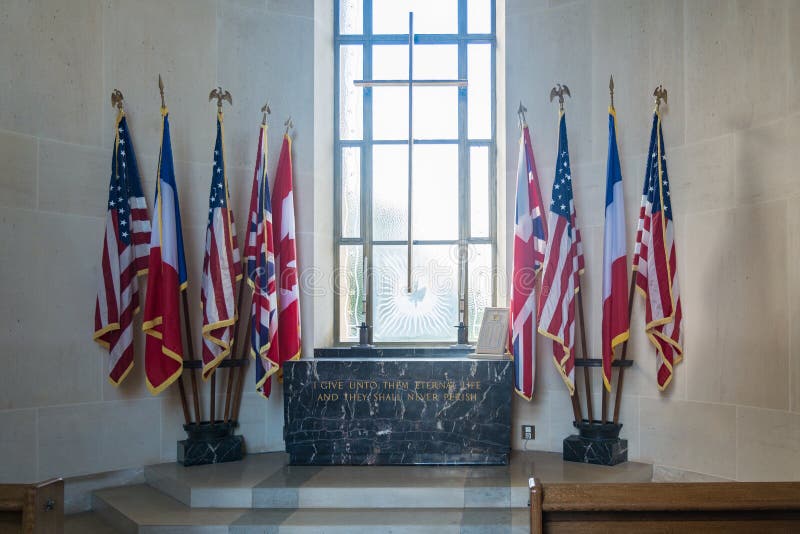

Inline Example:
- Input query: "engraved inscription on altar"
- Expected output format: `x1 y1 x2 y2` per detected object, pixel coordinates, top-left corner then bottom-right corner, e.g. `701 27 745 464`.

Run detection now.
313 379 482 403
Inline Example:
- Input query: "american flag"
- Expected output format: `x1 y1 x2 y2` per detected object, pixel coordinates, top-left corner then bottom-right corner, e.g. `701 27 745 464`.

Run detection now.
267 134 301 380
200 114 241 380
244 124 278 398
537 112 584 395
94 112 151 386
511 124 547 400
633 112 683 390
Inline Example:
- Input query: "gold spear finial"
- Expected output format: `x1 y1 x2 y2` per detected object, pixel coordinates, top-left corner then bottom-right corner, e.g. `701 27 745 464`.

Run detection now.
609 75 615 109
653 84 668 113
158 74 166 109
111 89 125 113
209 86 233 114
517 101 527 128
284 116 294 135
549 83 571 112
261 100 271 125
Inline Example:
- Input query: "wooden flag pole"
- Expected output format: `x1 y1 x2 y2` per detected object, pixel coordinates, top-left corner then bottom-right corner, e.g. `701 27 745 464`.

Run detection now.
612 84 667 425
612 276 637 425
575 292 594 423
601 75 616 425
223 275 249 422
206 87 235 426
180 292 202 425
231 318 252 422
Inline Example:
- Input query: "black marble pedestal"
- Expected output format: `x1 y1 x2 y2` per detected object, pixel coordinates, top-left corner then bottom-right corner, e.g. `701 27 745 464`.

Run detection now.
177 422 243 467
562 422 628 466
283 348 513 466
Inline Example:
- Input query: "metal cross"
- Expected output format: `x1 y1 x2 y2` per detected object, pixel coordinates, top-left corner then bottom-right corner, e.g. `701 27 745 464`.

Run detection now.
354 12 468 294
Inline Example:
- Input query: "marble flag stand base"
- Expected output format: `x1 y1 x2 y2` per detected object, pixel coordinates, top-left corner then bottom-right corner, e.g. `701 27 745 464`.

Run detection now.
563 422 627 466
177 421 243 467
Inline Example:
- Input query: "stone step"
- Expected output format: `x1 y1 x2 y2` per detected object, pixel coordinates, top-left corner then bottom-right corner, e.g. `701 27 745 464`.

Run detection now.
92 484 530 533
144 450 653 510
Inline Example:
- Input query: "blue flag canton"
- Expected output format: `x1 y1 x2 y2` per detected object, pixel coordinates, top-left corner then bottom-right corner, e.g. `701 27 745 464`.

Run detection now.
207 119 228 228
109 117 134 245
550 114 575 221
605 112 623 207
645 115 674 222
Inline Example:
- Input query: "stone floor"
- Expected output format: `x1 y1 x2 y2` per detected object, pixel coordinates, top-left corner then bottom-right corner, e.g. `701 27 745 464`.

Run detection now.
73 450 653 533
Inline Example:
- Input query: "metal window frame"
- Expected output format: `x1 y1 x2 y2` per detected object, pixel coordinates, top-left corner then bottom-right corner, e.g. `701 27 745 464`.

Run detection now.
333 0 497 346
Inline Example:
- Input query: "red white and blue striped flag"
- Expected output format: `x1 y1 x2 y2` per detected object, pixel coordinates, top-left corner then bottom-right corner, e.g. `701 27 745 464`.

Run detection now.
94 111 151 385
538 111 584 395
510 123 547 400
201 113 241 380
143 108 189 395
244 124 279 398
601 106 629 391
633 112 683 390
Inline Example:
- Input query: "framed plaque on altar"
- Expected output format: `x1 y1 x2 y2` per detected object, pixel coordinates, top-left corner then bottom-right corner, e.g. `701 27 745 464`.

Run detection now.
475 307 510 356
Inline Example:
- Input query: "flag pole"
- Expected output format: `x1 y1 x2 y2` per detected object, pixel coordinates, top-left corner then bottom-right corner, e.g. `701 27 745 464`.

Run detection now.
159 74 200 426
547 87 583 425
613 84 668 425
223 275 249 422
601 75 615 424
223 101 270 423
576 292 594 423
612 276 636 425
207 87 234 425
180 293 202 425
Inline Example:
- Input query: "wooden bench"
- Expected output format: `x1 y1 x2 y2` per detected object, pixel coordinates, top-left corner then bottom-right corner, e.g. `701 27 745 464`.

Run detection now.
529 477 800 533
0 480 63 534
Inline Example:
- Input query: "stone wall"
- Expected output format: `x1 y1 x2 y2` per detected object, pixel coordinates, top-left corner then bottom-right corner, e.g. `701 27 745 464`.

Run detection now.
0 0 314 482
505 0 800 481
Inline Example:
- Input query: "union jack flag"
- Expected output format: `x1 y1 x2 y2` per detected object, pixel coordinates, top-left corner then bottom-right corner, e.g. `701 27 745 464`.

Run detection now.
633 112 683 390
538 111 584 395
510 124 547 400
244 124 278 398
94 112 151 386
201 114 241 380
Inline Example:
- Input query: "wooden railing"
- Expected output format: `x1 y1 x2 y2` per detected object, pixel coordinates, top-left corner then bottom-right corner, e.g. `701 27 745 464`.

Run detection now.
0 479 63 534
529 477 800 533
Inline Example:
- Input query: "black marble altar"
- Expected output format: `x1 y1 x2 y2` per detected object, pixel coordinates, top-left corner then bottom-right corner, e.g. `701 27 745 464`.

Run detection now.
283 348 513 466
562 422 628 466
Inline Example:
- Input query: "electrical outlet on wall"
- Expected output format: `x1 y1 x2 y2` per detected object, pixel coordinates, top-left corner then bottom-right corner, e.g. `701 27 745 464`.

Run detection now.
521 425 534 440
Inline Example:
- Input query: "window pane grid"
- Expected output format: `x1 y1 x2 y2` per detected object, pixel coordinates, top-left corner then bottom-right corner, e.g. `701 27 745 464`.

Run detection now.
335 0 495 344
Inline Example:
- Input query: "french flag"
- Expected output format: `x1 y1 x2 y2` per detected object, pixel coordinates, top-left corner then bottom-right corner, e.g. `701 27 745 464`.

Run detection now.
601 106 629 391
143 109 189 395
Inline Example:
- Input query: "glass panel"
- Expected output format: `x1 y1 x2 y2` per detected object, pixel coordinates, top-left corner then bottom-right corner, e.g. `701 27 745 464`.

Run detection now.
467 0 491 34
413 45 458 80
470 146 489 238
467 243 493 341
412 144 458 240
413 86 458 139
373 86 408 140
338 244 365 342
373 244 458 342
340 45 363 140
468 43 491 139
373 0 457 35
341 147 361 238
339 0 363 35
373 45 408 80
372 145 408 241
